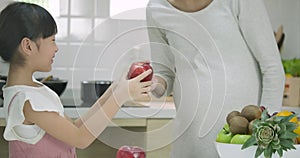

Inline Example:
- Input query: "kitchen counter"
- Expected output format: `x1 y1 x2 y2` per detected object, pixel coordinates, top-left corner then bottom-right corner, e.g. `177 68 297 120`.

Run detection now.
64 101 176 119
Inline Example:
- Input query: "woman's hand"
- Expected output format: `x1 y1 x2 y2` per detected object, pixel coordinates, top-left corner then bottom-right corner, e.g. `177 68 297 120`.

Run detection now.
151 75 167 98
113 69 153 105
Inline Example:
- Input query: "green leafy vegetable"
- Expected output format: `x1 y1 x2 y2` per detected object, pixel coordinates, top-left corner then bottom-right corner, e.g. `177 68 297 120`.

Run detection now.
282 58 300 77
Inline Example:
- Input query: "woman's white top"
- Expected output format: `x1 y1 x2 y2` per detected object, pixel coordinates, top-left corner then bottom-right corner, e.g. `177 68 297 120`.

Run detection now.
3 82 64 144
146 0 285 157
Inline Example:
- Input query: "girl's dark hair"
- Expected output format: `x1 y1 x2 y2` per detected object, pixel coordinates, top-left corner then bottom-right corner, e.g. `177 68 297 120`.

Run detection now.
0 2 57 64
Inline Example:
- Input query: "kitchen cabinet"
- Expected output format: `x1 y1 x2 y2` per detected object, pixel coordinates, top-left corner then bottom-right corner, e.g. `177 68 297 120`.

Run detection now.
0 127 8 158
146 119 173 158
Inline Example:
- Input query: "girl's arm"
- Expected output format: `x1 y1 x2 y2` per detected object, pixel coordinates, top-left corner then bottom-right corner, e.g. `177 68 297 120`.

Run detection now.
23 70 152 149
72 82 117 128
64 82 116 126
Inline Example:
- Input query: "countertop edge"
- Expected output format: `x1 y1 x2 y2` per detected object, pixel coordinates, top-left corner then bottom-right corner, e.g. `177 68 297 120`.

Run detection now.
0 101 177 119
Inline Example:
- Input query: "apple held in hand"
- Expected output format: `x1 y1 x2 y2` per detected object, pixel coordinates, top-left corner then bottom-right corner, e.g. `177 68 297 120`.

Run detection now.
116 146 146 158
127 61 153 82
216 124 233 143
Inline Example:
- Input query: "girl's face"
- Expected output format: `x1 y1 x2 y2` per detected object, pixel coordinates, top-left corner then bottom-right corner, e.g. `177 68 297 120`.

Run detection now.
32 35 58 72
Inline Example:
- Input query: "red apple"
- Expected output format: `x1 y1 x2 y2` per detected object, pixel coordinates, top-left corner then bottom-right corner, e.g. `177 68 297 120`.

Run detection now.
127 61 153 82
116 146 146 158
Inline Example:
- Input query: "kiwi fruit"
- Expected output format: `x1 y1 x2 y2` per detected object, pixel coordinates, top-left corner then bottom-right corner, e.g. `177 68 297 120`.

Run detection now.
229 116 249 135
226 110 241 125
248 119 256 135
241 105 261 122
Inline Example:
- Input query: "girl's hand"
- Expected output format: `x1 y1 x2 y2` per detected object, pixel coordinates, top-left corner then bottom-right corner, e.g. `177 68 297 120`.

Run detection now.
113 69 153 105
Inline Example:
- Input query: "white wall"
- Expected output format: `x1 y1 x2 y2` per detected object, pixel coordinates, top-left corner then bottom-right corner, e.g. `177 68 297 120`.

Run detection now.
264 0 300 59
0 0 299 90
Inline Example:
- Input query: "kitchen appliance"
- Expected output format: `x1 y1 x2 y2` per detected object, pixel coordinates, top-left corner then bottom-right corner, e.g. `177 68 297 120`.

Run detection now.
0 75 7 103
36 77 68 96
0 80 5 98
80 80 112 107
0 80 5 107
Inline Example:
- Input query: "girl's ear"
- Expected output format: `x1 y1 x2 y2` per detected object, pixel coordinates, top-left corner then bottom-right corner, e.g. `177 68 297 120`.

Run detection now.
20 37 35 56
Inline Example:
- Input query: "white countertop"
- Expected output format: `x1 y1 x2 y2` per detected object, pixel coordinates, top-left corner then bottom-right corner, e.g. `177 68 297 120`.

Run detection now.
60 89 177 119
64 101 176 119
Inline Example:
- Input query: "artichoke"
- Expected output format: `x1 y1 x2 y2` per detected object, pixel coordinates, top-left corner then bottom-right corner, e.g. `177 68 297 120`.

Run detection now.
242 110 298 158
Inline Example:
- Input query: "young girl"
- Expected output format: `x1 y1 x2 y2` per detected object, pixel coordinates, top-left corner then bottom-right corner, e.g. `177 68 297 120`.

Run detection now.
0 2 152 158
